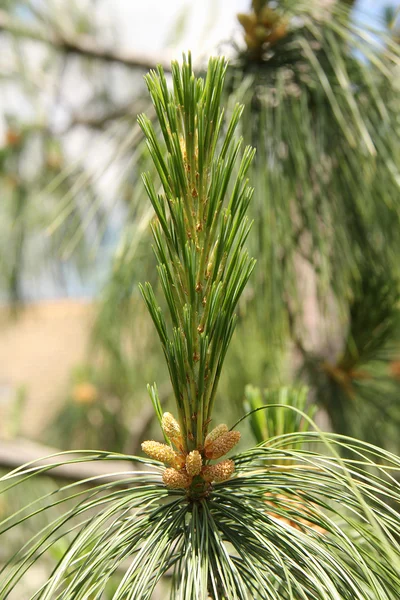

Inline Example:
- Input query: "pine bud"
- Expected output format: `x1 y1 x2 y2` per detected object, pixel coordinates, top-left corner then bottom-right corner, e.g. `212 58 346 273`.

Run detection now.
267 22 288 46
254 24 269 43
163 468 191 489
173 454 186 469
204 430 241 460
260 7 280 27
141 441 177 465
244 33 258 50
162 412 181 439
202 460 235 483
185 450 202 476
237 12 257 33
204 424 228 448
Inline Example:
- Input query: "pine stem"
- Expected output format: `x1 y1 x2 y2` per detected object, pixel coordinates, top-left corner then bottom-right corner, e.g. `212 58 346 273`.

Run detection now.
139 53 255 449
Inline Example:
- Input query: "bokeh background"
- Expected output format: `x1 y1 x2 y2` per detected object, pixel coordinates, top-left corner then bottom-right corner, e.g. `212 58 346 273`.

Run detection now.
0 0 399 468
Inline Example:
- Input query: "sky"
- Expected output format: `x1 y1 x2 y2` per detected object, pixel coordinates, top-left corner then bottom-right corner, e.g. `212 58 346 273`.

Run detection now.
97 0 396 60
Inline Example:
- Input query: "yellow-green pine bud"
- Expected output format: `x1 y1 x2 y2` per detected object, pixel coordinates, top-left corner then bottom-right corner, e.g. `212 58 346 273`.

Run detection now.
202 460 235 483
237 12 257 33
254 24 269 43
141 441 177 465
204 430 241 460
185 450 203 476
163 468 191 489
204 424 228 448
162 412 181 439
266 21 288 45
260 7 280 27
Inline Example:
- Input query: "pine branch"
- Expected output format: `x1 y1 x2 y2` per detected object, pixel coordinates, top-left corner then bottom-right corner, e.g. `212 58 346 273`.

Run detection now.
66 99 155 132
0 8 171 71
138 54 256 453
2 51 400 600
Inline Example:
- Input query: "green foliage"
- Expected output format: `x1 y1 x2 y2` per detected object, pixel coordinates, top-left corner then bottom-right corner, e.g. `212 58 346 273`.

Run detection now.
224 0 400 447
0 122 96 303
69 0 400 453
230 1 400 332
138 54 256 451
1 53 400 600
3 1 399 455
1 435 400 598
244 385 315 446
300 270 400 449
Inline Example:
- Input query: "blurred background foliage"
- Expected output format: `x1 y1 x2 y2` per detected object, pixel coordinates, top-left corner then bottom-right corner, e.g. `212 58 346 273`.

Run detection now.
0 0 400 458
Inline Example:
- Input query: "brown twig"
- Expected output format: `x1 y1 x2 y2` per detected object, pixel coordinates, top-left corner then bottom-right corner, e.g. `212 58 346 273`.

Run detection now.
0 9 171 72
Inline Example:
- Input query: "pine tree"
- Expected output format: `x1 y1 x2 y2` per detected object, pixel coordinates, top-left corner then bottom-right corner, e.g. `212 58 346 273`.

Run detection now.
221 0 400 449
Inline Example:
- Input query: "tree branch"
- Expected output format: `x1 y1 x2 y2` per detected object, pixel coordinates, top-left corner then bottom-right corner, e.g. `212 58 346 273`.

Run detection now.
67 99 154 131
0 9 171 72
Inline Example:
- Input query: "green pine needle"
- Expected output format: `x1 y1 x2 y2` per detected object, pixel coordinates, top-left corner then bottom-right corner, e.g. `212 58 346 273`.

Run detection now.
1 52 400 600
138 53 256 450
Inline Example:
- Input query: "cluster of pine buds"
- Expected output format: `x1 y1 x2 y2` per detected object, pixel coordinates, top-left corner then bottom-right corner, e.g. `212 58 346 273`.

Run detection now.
141 413 240 490
237 5 288 53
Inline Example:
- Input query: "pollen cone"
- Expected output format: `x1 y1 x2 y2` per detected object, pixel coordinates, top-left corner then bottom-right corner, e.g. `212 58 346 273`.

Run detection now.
163 468 191 489
162 412 181 438
202 460 235 483
204 431 241 460
141 441 177 465
186 450 203 476
204 424 228 447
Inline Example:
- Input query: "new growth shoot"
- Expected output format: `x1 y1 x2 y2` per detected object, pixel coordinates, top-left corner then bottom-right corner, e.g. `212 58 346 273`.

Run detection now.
138 54 255 496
